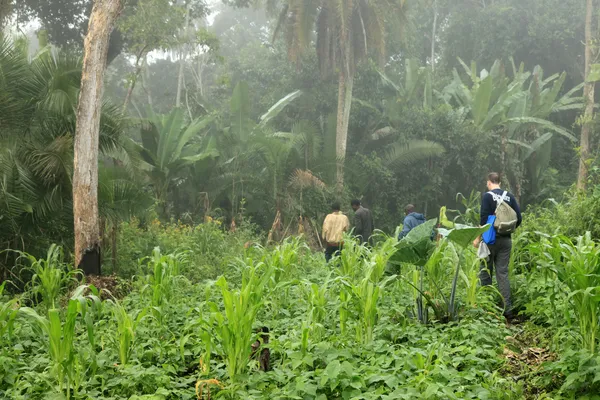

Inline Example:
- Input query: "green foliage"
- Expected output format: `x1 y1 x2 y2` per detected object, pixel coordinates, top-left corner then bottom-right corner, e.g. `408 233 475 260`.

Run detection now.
17 244 81 309
208 260 272 380
19 285 100 399
537 233 600 354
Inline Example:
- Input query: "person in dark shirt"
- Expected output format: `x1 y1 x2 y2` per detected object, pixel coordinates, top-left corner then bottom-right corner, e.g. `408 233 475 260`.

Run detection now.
473 172 521 320
351 199 374 245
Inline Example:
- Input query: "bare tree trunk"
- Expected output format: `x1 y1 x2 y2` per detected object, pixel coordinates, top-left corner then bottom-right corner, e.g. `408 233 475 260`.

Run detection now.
431 0 438 72
141 55 153 108
578 0 596 191
176 6 190 108
0 0 11 31
122 48 146 111
73 0 122 274
335 71 354 193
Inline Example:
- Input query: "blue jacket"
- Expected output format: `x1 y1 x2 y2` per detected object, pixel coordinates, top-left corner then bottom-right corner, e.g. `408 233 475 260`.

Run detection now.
398 213 426 240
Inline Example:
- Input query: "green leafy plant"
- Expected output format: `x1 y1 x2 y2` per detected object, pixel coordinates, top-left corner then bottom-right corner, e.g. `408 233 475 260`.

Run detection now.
540 233 600 353
19 285 100 399
109 298 147 366
208 261 272 380
18 244 81 309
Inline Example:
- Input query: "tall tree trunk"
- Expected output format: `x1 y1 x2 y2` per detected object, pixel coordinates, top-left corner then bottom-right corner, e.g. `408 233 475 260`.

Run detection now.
141 55 153 108
176 5 190 108
0 0 11 31
335 71 354 193
578 0 596 191
73 0 122 274
122 48 146 111
431 0 438 72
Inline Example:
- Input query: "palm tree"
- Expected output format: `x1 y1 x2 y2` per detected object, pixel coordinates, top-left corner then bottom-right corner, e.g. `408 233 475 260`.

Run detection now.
273 0 406 192
0 35 131 278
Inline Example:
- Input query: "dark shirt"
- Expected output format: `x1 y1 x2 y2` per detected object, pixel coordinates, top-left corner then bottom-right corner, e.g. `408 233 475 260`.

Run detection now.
480 188 522 234
354 207 374 244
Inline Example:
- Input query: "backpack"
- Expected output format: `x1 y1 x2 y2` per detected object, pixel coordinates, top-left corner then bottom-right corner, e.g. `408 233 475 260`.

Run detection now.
489 191 518 235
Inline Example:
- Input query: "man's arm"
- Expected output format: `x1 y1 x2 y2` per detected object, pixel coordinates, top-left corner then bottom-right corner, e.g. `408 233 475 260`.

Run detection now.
322 216 330 242
511 195 523 228
398 217 411 240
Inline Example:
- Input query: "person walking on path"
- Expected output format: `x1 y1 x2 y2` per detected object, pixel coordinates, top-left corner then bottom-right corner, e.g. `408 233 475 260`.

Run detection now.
322 203 350 262
473 172 522 319
398 204 426 240
351 199 374 245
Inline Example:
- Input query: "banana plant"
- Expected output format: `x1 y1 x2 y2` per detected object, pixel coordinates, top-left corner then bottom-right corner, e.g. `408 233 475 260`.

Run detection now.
442 58 583 198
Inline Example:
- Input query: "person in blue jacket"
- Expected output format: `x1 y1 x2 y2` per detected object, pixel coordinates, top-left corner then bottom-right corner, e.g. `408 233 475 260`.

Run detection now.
398 204 426 240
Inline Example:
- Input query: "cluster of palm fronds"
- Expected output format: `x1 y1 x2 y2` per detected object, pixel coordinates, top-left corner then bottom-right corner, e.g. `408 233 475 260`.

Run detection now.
0 37 151 278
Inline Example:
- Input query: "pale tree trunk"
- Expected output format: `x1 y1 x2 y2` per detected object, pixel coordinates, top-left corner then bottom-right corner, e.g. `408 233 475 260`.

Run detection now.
0 0 11 31
431 0 438 72
73 0 122 274
578 0 596 191
335 71 354 193
122 47 147 111
176 5 190 108
141 55 153 108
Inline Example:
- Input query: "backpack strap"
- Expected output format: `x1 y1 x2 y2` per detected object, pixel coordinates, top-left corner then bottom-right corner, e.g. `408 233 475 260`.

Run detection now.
499 191 508 206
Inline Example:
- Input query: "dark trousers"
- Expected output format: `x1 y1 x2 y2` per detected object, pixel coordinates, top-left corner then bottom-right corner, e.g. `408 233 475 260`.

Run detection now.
480 236 512 314
324 245 341 263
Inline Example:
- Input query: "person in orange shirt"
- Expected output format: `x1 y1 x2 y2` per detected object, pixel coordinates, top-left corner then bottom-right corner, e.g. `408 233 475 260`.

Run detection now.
322 202 350 262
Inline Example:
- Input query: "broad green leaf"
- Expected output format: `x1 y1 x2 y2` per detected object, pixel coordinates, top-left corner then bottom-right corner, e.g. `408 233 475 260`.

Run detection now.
441 225 491 249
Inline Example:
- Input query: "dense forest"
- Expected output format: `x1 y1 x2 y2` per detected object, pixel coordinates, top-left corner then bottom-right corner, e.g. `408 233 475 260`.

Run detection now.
2 0 600 399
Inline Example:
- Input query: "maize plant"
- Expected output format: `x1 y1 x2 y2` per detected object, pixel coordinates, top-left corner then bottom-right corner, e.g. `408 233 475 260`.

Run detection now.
541 233 600 354
20 285 100 399
142 247 186 308
338 236 368 281
264 236 307 283
346 267 396 343
109 299 147 365
209 261 272 380
18 244 81 309
0 282 18 344
369 235 398 283
305 280 330 341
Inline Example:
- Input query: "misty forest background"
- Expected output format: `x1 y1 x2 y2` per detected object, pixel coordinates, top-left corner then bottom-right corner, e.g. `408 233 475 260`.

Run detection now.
0 0 598 275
